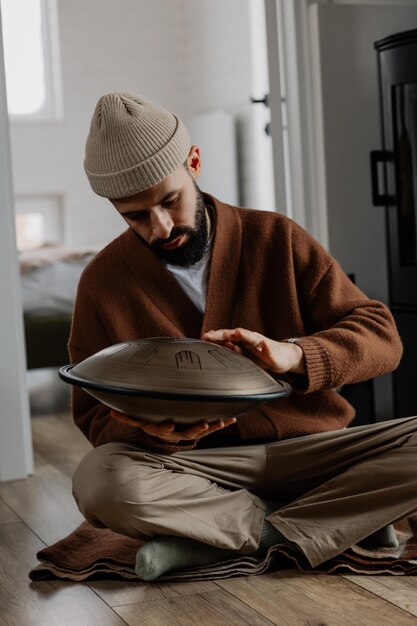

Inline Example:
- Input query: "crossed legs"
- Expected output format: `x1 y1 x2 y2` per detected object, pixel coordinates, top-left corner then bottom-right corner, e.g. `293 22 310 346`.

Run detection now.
72 415 417 571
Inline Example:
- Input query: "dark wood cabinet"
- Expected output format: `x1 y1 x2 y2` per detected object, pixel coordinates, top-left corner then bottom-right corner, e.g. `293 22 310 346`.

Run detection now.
393 310 417 417
372 29 417 417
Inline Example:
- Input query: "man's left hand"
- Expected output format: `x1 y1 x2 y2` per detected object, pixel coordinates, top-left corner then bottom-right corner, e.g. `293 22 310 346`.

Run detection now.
110 409 236 442
203 327 306 375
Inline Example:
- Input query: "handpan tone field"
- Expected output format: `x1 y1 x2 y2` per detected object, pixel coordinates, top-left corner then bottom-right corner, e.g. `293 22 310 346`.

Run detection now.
59 337 292 425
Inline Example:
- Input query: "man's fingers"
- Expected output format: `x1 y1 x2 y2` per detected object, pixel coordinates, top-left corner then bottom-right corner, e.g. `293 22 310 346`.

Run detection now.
181 422 210 438
199 417 237 436
159 417 237 441
224 341 241 352
204 327 266 350
232 327 266 349
142 420 208 441
145 421 176 435
203 328 236 343
125 415 238 442
159 421 176 430
205 328 301 375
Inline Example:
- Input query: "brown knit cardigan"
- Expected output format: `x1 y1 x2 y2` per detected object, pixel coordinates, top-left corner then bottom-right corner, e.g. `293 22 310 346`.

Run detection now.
68 193 403 453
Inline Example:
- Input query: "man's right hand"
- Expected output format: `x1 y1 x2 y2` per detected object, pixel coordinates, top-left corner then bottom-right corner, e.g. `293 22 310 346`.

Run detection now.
110 409 236 443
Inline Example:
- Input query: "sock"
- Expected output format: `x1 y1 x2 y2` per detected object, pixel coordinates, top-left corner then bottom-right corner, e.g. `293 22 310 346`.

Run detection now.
357 524 399 550
256 499 293 555
135 536 239 581
135 499 288 581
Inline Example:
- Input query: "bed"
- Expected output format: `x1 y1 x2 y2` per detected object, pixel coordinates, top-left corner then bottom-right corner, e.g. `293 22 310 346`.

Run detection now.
19 245 98 369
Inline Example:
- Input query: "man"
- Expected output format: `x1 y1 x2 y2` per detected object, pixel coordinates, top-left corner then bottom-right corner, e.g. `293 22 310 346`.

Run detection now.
71 92 417 581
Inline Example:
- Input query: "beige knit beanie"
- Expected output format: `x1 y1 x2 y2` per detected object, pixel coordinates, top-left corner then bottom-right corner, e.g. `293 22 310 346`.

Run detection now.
84 92 191 199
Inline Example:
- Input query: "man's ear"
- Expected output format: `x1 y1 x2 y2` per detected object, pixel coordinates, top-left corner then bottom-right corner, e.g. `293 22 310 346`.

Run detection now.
187 145 201 178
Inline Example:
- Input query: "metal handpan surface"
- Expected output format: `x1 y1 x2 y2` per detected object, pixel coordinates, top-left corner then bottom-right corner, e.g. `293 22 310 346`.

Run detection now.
59 337 292 424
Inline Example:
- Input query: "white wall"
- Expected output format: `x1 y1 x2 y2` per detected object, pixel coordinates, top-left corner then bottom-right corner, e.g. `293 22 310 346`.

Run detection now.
179 0 269 208
9 0 270 250
11 2 417 301
10 0 186 248
183 0 276 214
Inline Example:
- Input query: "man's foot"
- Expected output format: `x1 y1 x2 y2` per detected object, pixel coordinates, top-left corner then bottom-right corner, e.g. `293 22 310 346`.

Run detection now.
255 499 293 555
357 524 399 550
135 500 290 581
135 536 238 581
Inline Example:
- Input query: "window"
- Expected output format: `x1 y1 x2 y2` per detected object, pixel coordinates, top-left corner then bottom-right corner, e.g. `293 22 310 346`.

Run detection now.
0 0 62 120
15 196 64 251
15 213 46 251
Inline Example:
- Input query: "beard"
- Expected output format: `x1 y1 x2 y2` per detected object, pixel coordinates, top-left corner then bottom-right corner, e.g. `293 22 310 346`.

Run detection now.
150 183 209 267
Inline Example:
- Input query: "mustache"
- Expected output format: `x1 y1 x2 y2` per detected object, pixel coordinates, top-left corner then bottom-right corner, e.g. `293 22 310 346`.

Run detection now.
151 226 193 250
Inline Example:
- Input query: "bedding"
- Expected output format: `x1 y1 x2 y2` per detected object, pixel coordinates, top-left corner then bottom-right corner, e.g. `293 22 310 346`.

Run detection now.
19 245 99 314
19 245 99 369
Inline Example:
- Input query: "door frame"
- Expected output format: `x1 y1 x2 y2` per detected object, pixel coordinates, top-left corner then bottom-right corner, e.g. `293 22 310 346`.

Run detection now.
0 7 34 482
264 0 330 248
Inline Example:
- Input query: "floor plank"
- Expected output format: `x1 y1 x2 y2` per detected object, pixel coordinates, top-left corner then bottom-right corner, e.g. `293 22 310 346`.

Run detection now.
156 579 219 599
87 580 166 606
89 579 219 607
215 571 417 625
0 496 20 524
393 576 417 589
0 457 85 546
114 588 275 626
31 412 91 480
343 574 417 617
0 522 128 626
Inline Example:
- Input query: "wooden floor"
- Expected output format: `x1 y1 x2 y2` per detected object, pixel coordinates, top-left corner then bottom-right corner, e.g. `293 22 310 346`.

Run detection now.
1 410 417 625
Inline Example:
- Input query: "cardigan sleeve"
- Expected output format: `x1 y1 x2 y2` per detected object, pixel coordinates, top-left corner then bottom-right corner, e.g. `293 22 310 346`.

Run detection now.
68 281 198 453
287 246 403 394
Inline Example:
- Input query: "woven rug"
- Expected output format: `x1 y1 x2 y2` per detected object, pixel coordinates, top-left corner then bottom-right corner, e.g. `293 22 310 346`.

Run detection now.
29 515 417 582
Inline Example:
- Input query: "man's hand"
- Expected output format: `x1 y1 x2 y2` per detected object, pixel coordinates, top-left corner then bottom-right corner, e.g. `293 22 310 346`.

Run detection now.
203 327 306 375
110 409 237 443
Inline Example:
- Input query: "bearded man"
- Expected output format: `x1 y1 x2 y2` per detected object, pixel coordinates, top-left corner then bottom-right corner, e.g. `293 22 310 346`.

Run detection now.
70 92 417 581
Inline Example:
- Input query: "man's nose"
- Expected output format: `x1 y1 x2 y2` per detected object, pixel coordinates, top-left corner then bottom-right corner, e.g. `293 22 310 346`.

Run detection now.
150 208 174 240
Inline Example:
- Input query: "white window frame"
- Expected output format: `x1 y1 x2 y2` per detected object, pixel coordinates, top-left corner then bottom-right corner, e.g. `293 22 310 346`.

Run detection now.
5 0 63 122
264 0 288 219
264 0 330 248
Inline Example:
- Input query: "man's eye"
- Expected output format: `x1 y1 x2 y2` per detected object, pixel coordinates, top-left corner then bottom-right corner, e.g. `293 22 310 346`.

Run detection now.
163 197 178 206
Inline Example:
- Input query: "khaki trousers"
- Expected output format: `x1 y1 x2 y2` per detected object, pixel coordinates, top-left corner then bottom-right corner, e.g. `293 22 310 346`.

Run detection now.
72 415 417 568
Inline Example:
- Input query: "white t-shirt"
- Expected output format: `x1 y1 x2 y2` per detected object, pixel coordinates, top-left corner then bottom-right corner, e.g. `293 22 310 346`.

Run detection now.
165 236 212 314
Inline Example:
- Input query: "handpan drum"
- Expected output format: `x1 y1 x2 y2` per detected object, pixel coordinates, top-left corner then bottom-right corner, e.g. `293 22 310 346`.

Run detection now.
59 337 292 425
